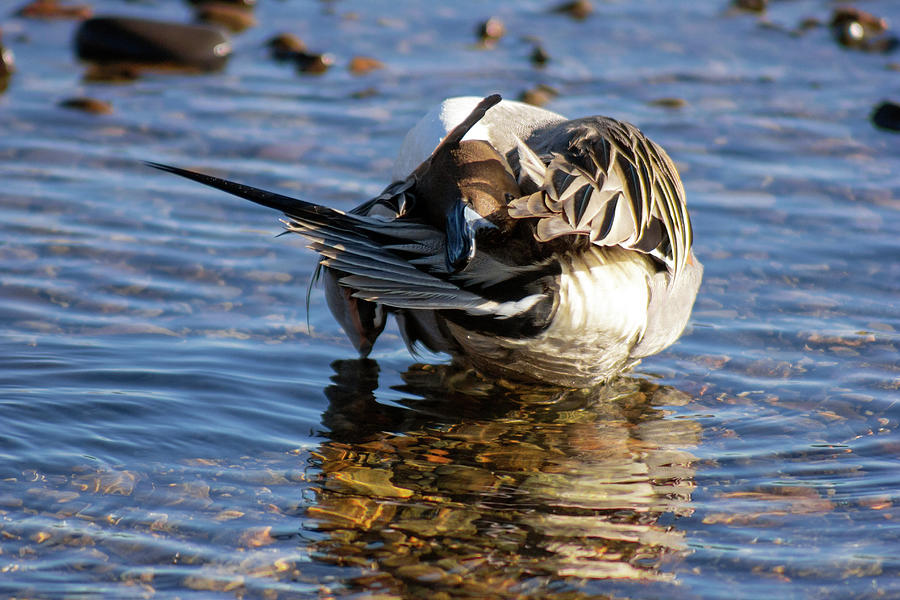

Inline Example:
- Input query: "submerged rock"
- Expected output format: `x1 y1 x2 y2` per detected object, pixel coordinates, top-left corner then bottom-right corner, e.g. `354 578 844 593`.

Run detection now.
74 17 232 72
59 97 113 114
871 101 900 132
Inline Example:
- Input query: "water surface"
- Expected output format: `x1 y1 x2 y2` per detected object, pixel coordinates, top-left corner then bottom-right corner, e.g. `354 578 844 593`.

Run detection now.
1 1 899 598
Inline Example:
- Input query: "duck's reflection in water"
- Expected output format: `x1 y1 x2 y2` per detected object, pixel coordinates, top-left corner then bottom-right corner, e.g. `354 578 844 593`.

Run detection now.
305 360 700 597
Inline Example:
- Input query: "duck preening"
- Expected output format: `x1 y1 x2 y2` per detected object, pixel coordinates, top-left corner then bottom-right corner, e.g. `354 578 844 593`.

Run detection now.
149 94 702 387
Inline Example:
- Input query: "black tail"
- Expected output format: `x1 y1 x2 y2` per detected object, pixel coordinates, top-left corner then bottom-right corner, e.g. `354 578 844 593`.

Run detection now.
146 93 504 227
145 161 340 221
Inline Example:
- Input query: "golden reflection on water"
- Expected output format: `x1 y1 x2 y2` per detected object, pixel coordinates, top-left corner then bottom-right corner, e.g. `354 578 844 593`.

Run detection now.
305 360 700 597
0 360 700 598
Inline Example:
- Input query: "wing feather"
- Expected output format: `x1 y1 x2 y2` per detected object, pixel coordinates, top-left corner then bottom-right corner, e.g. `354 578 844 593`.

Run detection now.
146 97 547 319
508 116 692 280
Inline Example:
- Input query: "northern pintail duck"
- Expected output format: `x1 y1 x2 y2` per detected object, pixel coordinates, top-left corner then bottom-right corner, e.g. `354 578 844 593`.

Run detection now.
150 94 702 387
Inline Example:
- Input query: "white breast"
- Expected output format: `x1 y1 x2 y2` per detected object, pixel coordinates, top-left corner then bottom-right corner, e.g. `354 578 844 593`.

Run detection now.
444 246 655 387
547 246 651 346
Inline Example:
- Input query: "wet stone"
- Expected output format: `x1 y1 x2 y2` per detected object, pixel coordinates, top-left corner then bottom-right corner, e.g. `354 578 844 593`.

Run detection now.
74 17 232 72
797 17 822 32
477 445 546 471
519 84 558 107
83 468 137 494
551 0 593 21
733 0 766 12
529 43 550 67
351 87 379 99
307 496 397 531
162 481 212 508
433 464 497 494
187 0 255 6
324 466 413 498
294 51 333 74
30 531 52 544
871 101 900 132
830 7 898 53
267 33 306 60
238 526 274 548
395 563 449 584
348 55 384 75
17 0 91 19
213 509 244 521
194 3 257 33
649 97 688 109
0 41 15 79
393 508 478 538
82 63 140 83
476 17 505 48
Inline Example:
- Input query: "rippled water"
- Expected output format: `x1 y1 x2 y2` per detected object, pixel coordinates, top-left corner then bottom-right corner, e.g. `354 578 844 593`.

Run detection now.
1 0 899 598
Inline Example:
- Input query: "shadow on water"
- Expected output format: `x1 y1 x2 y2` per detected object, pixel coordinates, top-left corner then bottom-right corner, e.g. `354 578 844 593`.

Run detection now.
305 359 701 598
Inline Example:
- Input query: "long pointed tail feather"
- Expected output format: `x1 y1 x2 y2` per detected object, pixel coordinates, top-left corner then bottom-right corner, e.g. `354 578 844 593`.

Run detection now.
145 161 342 220
142 97 549 319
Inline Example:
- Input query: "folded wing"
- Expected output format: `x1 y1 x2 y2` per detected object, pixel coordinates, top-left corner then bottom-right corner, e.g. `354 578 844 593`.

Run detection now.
509 117 692 280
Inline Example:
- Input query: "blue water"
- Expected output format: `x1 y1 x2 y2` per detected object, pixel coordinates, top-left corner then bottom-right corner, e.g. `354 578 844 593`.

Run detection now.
1 0 899 598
